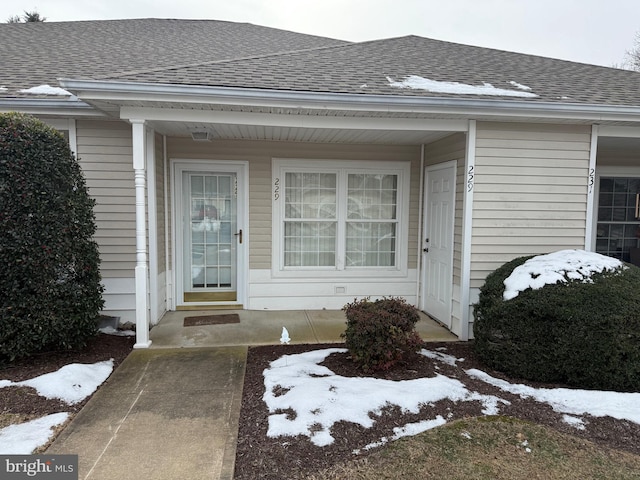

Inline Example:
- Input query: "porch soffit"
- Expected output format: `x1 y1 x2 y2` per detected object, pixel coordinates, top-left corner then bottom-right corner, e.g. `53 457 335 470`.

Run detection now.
117 104 469 145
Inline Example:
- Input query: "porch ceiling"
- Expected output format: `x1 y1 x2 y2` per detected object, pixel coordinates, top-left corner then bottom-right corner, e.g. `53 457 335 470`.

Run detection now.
147 119 454 145
598 136 640 155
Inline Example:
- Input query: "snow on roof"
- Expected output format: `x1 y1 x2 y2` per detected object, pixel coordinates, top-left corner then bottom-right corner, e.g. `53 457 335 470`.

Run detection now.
19 84 72 96
503 249 625 300
0 86 7 91
387 75 538 98
509 80 532 91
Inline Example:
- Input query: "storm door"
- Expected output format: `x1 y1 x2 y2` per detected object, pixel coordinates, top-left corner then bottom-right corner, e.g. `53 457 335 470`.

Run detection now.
181 171 238 302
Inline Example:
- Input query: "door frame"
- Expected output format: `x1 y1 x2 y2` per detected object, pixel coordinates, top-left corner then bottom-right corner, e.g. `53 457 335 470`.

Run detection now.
591 166 640 261
419 160 456 327
171 159 249 308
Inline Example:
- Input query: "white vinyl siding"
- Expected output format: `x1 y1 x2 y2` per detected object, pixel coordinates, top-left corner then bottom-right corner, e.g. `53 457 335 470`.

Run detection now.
76 119 135 278
471 122 592 288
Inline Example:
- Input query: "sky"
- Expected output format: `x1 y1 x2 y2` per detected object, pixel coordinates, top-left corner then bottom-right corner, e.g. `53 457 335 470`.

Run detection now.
2 0 639 68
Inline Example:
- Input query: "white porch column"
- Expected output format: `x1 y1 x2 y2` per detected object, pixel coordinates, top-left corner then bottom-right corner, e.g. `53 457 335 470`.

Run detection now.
131 119 152 348
459 120 477 342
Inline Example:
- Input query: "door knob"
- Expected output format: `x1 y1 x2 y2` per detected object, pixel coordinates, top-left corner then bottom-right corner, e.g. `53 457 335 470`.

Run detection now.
234 229 243 244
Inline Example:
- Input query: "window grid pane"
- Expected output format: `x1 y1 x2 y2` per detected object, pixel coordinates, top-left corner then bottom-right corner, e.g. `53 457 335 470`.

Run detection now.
284 221 336 266
347 174 397 220
346 222 396 267
596 176 640 263
285 172 337 219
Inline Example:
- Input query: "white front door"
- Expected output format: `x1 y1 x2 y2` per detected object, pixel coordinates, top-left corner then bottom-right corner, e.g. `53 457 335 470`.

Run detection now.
420 162 456 326
174 162 246 306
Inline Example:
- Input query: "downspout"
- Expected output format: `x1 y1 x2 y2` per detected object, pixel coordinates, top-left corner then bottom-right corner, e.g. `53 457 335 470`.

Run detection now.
585 125 599 251
415 144 425 308
131 119 151 348
146 128 158 325
163 135 172 310
459 120 477 341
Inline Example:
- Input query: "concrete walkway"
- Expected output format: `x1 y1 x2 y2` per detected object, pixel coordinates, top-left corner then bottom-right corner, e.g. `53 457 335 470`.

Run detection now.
46 310 457 479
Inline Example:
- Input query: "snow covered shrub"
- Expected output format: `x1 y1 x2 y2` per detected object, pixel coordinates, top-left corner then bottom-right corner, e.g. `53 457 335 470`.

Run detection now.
342 297 422 372
473 250 640 392
0 113 103 362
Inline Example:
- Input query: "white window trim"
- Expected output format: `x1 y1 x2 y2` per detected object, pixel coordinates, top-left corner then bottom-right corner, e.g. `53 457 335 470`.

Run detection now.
40 118 77 156
271 158 411 279
590 166 640 254
171 159 249 307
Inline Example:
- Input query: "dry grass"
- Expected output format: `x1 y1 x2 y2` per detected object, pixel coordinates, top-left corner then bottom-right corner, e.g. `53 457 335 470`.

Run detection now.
302 416 640 480
0 413 37 430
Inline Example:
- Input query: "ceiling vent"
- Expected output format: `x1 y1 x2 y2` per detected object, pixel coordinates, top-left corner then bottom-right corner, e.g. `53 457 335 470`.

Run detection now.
190 131 211 141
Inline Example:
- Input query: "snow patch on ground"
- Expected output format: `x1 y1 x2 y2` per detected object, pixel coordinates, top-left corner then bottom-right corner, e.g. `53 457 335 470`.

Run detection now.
353 415 447 454
0 413 69 454
0 360 114 405
263 348 506 447
99 326 136 337
420 348 463 366
466 368 640 423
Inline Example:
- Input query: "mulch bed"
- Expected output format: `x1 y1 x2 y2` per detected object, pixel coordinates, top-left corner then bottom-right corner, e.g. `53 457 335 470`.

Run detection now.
2 334 638 479
233 341 640 480
0 333 135 419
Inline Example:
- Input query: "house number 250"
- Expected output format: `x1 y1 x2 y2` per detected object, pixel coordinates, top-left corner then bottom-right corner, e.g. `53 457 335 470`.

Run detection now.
274 178 280 200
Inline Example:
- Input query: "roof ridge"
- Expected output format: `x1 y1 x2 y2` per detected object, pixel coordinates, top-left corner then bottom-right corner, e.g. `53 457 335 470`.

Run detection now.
397 34 633 72
96 41 354 81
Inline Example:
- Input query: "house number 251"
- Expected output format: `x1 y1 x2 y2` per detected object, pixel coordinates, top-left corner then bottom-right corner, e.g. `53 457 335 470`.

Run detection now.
274 178 280 200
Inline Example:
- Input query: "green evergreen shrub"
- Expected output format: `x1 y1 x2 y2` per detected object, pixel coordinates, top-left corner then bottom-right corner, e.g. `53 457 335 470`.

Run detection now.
473 253 640 392
0 113 103 362
342 297 422 372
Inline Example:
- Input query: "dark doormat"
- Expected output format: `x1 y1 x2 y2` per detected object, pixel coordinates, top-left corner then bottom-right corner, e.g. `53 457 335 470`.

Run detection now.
183 313 241 327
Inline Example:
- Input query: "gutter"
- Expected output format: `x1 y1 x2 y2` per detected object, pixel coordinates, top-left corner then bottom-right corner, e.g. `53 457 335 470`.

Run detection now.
0 97 105 117
59 78 640 124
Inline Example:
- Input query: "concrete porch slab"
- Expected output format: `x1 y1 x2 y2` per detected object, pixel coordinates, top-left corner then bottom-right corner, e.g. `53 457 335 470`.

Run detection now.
149 309 458 348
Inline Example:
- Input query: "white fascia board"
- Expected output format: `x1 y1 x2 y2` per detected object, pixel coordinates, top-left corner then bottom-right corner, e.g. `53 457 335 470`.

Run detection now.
119 106 467 132
0 98 103 117
599 126 640 138
60 78 640 123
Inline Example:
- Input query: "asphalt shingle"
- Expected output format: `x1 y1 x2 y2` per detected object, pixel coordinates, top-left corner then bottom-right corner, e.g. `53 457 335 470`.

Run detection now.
2 19 640 106
108 35 640 105
0 18 347 97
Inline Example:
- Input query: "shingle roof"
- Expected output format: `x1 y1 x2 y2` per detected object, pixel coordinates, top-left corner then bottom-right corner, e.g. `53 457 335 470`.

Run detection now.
0 18 347 98
106 35 640 106
2 19 640 107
